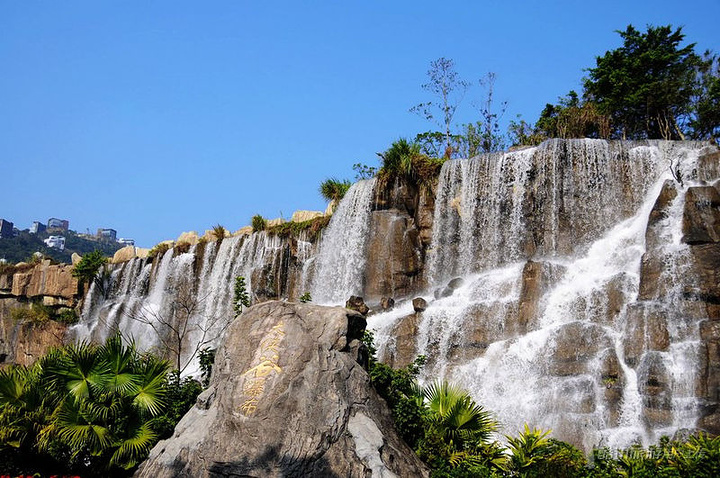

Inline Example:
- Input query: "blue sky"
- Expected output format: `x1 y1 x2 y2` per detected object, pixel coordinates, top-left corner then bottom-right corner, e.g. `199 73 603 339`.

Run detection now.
2 1 718 247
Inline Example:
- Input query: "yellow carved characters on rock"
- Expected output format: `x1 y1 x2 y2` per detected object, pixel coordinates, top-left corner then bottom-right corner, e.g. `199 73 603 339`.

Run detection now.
239 322 285 415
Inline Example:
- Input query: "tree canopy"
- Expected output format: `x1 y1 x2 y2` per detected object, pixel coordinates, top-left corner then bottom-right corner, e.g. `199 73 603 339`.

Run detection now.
584 24 704 140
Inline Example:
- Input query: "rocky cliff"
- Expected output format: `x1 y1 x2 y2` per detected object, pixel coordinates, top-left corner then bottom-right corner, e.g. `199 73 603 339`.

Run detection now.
136 301 428 478
49 139 720 451
0 260 80 365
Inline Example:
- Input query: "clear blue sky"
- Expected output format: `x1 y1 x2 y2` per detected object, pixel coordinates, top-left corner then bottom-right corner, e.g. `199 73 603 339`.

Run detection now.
2 1 718 247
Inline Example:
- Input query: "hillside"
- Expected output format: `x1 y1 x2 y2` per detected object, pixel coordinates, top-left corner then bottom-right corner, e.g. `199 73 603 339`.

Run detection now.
0 229 122 264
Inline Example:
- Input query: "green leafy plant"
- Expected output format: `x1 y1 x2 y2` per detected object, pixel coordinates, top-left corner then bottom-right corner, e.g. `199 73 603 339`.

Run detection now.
0 335 171 475
251 215 266 232
506 424 552 476
234 276 250 316
298 292 312 303
353 163 377 180
55 308 79 325
198 348 216 387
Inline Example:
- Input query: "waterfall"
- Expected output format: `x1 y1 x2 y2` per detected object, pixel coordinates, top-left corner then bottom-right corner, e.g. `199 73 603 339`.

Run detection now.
370 139 713 450
427 140 669 283
310 178 377 304
67 138 717 450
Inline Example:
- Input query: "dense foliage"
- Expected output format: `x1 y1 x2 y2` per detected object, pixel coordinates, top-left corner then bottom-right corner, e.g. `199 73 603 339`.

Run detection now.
0 336 201 477
520 24 719 144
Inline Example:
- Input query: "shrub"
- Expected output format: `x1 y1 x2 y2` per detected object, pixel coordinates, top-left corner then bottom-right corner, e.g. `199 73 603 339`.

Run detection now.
378 138 444 186
199 347 216 387
55 308 79 325
174 241 192 255
211 224 227 242
252 215 266 232
299 292 312 303
147 242 172 259
10 302 52 325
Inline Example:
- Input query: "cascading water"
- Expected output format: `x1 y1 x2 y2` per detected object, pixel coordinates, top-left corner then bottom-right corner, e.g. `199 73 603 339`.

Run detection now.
370 139 715 450
72 229 319 374
309 178 377 304
68 138 717 449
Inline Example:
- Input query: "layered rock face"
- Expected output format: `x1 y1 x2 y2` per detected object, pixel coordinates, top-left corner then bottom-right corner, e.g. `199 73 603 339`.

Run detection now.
136 302 428 478
0 260 79 365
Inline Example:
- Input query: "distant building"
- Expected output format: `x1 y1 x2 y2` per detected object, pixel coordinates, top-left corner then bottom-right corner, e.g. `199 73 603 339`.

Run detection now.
47 218 69 231
44 235 66 250
30 221 47 234
97 228 117 241
0 219 14 238
117 238 135 246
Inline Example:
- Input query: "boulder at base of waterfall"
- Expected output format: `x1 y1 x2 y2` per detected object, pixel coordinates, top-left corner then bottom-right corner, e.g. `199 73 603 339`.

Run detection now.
380 297 395 310
346 295 370 316
135 301 428 478
412 297 427 312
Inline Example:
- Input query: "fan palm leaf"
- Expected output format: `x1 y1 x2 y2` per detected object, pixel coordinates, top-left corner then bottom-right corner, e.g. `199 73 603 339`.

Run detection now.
109 420 158 469
131 356 169 416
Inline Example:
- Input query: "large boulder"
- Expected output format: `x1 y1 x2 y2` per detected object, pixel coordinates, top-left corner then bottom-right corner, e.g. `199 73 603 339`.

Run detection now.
136 301 428 478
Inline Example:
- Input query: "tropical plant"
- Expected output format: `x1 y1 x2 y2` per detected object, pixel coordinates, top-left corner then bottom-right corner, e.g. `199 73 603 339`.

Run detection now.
506 424 552 477
423 380 498 450
211 224 227 242
378 138 422 176
299 292 312 303
318 177 352 203
0 336 171 475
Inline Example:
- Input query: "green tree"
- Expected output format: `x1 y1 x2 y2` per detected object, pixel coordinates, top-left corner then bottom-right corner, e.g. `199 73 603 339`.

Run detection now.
72 250 110 296
584 24 704 140
534 91 610 140
690 52 720 139
411 57 470 157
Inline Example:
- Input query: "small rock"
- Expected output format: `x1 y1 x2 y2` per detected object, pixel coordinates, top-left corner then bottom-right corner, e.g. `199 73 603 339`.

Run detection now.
447 277 464 289
346 296 370 316
433 287 453 299
380 297 395 310
412 297 427 312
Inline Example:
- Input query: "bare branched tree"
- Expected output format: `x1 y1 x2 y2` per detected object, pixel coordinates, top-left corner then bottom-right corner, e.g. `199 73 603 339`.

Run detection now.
126 280 233 374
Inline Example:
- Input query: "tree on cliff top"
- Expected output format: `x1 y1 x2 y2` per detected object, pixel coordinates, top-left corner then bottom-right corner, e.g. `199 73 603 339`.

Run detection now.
411 57 470 157
72 250 109 296
584 24 705 140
